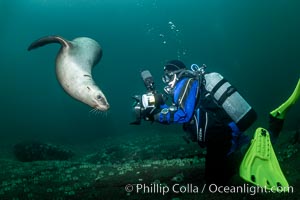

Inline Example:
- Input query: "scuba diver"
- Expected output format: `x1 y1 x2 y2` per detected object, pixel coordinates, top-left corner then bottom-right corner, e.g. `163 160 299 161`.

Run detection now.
131 59 300 187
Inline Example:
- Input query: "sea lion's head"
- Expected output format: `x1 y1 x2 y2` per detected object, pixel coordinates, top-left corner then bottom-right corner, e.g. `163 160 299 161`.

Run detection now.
85 84 110 111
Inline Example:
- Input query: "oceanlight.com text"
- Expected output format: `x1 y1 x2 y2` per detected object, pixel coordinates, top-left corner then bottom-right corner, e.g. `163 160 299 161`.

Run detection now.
124 183 294 195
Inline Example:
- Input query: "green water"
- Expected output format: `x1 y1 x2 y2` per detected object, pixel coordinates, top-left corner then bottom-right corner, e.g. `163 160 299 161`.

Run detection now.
0 0 299 152
0 1 300 199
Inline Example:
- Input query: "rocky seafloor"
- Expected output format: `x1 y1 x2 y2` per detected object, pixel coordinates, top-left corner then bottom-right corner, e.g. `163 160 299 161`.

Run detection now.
0 129 299 200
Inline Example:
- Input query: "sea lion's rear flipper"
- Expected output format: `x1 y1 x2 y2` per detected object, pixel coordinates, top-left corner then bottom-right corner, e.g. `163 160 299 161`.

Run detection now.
28 35 71 51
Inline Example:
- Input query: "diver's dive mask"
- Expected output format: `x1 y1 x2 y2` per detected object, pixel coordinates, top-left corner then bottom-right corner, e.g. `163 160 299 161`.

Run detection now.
163 75 177 95
162 69 185 95
162 69 185 83
162 72 174 84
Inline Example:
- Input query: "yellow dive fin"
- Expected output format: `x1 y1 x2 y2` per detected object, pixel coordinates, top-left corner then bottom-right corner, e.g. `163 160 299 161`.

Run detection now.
239 127 289 190
270 78 300 119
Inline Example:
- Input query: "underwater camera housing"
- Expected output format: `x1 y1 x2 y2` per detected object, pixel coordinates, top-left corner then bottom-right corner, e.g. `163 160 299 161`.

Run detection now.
130 70 157 125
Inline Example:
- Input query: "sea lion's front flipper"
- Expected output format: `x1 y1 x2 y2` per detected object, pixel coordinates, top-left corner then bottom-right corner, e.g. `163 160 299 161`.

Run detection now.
28 35 71 51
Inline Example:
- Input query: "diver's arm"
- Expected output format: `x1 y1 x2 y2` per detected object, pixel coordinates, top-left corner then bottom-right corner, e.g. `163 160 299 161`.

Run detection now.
154 79 198 124
154 106 190 123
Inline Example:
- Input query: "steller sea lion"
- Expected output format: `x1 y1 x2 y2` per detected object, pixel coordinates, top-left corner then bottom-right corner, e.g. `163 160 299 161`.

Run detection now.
28 35 110 111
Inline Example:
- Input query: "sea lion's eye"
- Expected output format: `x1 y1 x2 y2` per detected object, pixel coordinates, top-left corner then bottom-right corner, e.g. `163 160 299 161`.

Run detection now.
97 95 102 100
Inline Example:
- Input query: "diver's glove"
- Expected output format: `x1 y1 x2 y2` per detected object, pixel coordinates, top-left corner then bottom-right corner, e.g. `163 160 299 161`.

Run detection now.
154 93 167 107
142 107 156 121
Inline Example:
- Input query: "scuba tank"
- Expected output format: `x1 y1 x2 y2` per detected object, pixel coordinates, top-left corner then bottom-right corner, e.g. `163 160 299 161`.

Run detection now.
204 72 257 131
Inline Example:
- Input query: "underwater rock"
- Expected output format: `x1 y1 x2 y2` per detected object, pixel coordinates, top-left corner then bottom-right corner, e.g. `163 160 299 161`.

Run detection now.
292 129 300 144
13 141 74 162
171 172 184 183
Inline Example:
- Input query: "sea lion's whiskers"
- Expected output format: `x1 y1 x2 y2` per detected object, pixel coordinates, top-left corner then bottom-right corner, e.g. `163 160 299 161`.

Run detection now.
97 109 103 116
100 110 109 117
88 108 94 116
93 108 99 115
88 108 99 116
89 108 96 113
